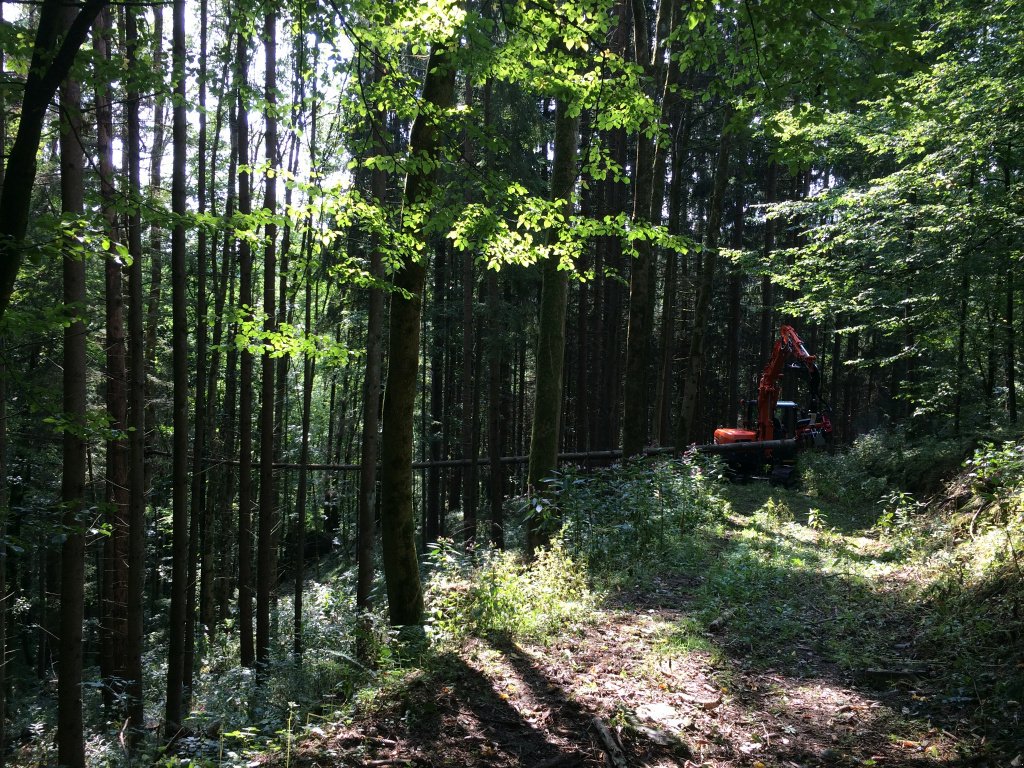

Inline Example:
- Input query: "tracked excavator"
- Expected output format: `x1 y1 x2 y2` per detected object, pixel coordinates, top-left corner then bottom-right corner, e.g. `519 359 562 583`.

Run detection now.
701 324 832 487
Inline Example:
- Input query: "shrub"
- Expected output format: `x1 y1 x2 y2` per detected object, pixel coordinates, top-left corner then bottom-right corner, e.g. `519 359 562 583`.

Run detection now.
965 440 1024 524
425 538 594 644
800 428 965 504
554 454 727 579
758 496 793 524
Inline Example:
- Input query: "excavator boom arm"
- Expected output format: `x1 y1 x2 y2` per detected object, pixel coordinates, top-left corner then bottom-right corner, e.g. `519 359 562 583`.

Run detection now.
756 325 825 441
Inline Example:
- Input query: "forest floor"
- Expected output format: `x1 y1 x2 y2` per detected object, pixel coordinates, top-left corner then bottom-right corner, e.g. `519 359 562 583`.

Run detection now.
273 483 1022 768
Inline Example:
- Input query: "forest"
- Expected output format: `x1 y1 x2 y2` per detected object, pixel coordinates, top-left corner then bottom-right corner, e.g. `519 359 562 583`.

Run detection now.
0 0 1021 764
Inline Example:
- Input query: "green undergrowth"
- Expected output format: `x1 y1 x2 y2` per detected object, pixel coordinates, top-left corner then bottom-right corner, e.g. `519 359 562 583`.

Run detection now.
799 427 968 508
555 453 729 584
647 433 1024 755
665 483 921 672
425 537 596 645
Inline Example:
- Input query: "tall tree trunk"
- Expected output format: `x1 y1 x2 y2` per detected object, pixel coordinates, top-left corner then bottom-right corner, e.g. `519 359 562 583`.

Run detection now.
954 266 971 436
725 167 744 427
460 265 478 544
216 96 240 627
0 345 6 768
526 99 580 556
759 163 777 366
830 325 842 416
165 0 189 735
1008 266 1017 424
0 18 6 756
842 331 859 442
358 58 385 611
57 24 86 764
124 5 147 739
676 124 731 447
1005 158 1017 424
597 129 628 450
185 0 210 700
487 269 505 548
143 5 166 500
293 260 314 658
425 246 445 548
622 0 677 456
379 43 456 627
256 6 279 671
653 123 687 445
235 32 256 669
95 6 130 715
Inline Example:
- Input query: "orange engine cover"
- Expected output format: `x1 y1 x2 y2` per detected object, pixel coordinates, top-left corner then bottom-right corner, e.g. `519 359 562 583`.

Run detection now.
714 428 756 445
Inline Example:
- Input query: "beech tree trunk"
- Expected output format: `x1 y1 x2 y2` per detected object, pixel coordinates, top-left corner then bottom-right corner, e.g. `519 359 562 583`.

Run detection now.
358 58 386 610
379 43 456 627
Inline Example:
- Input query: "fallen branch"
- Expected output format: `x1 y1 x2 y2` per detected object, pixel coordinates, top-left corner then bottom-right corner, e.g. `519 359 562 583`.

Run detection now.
591 716 628 768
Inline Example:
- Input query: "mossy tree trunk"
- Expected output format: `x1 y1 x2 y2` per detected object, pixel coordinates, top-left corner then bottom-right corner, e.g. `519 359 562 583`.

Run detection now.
379 44 456 627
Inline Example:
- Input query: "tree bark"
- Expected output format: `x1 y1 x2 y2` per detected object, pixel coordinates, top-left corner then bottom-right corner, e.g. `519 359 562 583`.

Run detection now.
95 6 130 715
256 6 279 671
487 268 506 548
425 246 445 548
165 0 190 735
143 6 166 501
759 163 777 366
57 23 87 764
526 99 580 556
1005 158 1017 424
185 0 210 699
236 31 256 669
379 44 456 627
293 258 314 658
123 4 147 739
358 58 386 611
725 166 744 427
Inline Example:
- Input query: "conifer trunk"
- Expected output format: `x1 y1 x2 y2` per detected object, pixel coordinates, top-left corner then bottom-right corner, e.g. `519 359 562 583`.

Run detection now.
526 99 580 556
256 6 279 670
236 31 256 669
57 19 86 763
96 6 130 714
293 260 314 658
185 0 210 695
165 0 190 734
124 5 147 738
